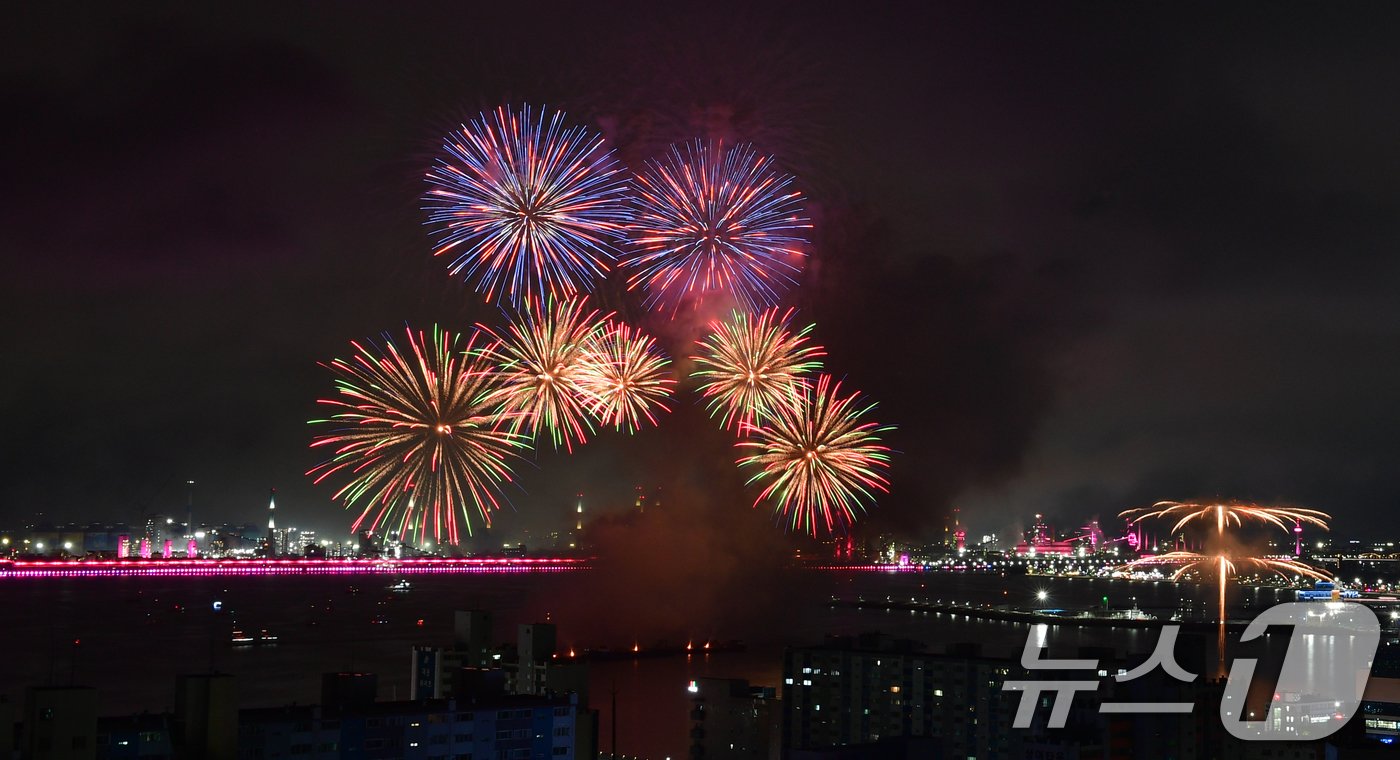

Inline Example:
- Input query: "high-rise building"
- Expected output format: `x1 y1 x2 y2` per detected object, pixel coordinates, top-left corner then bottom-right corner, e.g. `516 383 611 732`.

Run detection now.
321 672 378 710
783 635 1025 757
411 646 471 701
0 693 12 759
96 714 175 758
688 678 779 760
518 623 557 696
184 480 196 542
455 610 494 667
238 692 583 760
174 674 237 760
23 685 98 760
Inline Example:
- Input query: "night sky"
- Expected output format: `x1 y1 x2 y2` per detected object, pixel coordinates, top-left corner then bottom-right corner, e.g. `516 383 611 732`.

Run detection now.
5 3 1400 544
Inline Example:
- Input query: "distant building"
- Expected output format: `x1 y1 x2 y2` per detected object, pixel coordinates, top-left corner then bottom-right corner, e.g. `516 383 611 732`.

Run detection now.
1013 513 1080 557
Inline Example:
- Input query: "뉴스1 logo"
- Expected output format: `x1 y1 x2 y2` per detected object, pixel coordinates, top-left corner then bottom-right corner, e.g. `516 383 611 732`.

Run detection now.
1004 601 1380 741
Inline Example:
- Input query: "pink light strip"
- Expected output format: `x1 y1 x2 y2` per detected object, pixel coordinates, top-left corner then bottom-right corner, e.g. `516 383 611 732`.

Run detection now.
0 557 590 579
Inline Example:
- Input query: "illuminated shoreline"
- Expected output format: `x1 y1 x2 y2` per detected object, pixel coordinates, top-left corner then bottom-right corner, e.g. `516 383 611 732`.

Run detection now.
0 557 589 578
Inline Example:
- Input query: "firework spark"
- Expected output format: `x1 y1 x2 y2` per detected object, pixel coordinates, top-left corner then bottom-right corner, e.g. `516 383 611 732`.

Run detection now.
623 140 810 313
1120 551 1332 586
576 321 676 432
1119 500 1333 675
692 308 825 431
482 297 609 451
308 326 530 544
1122 500 1330 536
737 374 892 536
423 105 630 307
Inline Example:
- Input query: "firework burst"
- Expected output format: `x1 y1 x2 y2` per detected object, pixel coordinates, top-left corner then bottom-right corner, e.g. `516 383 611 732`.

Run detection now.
623 140 810 313
423 105 630 307
308 326 530 544
692 308 825 431
482 297 609 451
576 321 676 432
737 374 892 536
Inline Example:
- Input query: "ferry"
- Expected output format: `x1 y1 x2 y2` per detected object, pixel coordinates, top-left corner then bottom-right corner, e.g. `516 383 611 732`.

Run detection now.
1296 580 1361 601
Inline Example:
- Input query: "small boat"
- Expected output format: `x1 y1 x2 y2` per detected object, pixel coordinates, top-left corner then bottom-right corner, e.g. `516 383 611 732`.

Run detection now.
231 623 278 646
388 580 412 593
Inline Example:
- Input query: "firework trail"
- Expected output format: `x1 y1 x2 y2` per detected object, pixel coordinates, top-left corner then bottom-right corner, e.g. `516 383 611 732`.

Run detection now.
692 308 825 432
737 374 892 536
423 105 631 307
577 321 676 433
308 326 530 544
623 140 810 313
482 297 610 452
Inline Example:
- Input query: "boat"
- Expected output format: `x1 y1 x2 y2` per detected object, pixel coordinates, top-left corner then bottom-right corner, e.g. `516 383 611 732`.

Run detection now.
231 624 279 646
387 579 411 593
1296 580 1360 601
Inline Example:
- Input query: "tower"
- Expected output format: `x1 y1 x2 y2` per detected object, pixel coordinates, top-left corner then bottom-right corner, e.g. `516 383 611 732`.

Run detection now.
185 480 195 540
1294 518 1303 557
265 489 277 557
575 493 584 532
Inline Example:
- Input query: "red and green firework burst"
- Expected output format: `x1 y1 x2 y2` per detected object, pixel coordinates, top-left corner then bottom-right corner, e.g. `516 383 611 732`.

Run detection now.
692 308 825 431
482 297 610 451
308 326 530 544
737 374 892 536
576 321 676 432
